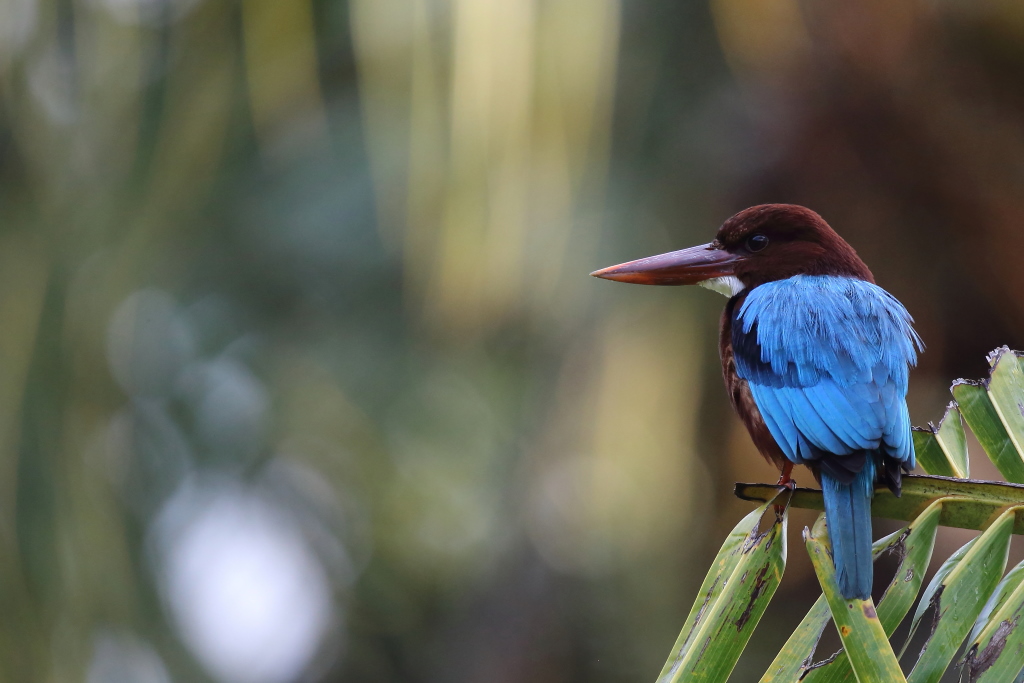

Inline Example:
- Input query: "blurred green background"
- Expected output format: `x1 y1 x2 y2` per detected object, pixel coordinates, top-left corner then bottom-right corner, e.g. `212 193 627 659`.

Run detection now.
1 0 1024 681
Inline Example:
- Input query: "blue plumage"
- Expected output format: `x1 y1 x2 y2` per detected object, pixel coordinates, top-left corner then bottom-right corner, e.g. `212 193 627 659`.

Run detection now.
822 468 875 601
732 275 923 599
590 203 924 600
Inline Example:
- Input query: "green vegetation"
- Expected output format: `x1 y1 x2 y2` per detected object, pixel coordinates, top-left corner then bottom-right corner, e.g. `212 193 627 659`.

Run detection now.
665 347 1024 682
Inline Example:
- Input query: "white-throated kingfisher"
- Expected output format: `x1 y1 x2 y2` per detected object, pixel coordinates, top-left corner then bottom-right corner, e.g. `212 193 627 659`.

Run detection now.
591 204 922 600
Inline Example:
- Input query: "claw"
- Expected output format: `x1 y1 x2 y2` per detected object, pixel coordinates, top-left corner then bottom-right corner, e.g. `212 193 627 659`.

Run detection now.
774 462 796 514
777 462 795 489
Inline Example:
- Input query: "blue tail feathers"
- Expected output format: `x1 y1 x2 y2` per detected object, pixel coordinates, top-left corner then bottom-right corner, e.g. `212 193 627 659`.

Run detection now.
821 465 874 600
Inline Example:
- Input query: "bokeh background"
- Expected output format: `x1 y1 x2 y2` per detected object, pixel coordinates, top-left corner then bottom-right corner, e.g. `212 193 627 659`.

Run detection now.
0 0 1023 681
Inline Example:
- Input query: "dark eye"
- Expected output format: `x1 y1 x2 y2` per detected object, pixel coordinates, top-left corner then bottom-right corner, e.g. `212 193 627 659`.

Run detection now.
746 234 769 252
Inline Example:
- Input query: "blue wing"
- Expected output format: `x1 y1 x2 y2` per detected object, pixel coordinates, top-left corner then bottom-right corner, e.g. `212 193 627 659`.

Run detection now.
732 275 922 474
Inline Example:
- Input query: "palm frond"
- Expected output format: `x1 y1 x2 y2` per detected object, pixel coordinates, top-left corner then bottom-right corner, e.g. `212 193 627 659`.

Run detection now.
659 347 1024 682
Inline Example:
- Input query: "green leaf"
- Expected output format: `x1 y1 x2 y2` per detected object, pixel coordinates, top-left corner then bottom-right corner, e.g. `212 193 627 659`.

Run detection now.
761 500 945 682
871 501 944 636
968 558 1024 646
980 347 1024 484
903 506 1019 683
899 537 977 658
803 517 907 682
953 361 1024 484
759 594 830 682
961 558 1024 682
913 402 969 478
710 348 1024 683
736 475 1024 534
656 493 787 682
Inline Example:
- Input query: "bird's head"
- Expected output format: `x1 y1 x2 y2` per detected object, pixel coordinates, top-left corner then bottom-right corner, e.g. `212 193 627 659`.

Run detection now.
591 204 873 297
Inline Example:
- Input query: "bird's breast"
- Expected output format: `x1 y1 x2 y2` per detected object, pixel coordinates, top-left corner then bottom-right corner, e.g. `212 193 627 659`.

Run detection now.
720 296 791 473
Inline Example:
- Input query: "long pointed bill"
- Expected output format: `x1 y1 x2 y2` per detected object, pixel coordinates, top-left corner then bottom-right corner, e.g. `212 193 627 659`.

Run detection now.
590 242 745 286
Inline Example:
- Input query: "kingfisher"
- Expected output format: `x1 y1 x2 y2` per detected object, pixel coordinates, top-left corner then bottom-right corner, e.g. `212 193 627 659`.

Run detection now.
591 204 922 600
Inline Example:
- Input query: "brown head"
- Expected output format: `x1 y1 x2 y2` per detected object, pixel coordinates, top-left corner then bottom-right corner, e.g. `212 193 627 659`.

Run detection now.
591 204 873 294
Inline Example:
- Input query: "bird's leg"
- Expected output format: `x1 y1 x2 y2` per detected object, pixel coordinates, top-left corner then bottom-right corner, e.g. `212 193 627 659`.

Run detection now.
773 462 796 516
777 461 795 490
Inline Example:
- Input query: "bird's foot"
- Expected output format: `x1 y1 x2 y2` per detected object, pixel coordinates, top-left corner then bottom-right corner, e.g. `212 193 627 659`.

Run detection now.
773 465 796 516
777 463 796 490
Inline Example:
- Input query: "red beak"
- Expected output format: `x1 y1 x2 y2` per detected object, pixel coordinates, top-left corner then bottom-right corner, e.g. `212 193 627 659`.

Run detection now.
590 242 745 285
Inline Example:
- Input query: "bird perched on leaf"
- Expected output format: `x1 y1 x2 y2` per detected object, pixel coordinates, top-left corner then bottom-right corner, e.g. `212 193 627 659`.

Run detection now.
591 204 922 601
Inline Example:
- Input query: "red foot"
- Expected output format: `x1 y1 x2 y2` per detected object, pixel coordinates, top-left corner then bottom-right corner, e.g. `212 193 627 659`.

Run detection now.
777 462 796 490
773 463 795 516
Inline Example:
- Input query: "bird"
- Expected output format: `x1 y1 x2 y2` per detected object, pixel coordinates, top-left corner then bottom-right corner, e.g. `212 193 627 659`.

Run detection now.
590 204 922 601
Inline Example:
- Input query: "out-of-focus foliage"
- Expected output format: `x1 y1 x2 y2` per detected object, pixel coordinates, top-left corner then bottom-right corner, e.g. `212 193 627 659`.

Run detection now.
1 0 1024 681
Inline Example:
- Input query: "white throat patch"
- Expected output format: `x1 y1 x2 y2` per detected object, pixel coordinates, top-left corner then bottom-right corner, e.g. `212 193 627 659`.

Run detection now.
698 276 746 298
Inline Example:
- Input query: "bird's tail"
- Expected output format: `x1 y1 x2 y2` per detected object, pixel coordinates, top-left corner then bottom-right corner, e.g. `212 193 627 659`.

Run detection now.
821 464 874 600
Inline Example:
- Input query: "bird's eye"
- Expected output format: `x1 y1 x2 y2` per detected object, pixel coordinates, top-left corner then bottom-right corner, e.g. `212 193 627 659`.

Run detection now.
746 234 769 252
